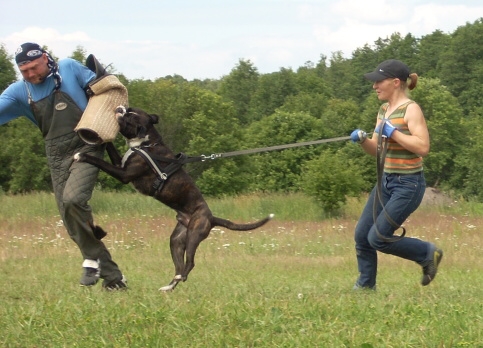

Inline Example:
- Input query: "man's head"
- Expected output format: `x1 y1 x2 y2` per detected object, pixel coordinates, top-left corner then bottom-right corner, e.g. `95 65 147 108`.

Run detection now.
15 42 50 84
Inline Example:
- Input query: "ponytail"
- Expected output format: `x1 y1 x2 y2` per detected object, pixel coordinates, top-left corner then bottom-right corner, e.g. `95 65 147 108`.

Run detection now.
408 73 418 90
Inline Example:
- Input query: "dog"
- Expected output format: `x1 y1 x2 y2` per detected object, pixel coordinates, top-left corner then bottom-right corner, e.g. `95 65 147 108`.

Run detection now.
74 106 273 291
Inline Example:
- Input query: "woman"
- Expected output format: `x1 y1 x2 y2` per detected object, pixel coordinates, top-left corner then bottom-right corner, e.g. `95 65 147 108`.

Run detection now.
349 59 443 290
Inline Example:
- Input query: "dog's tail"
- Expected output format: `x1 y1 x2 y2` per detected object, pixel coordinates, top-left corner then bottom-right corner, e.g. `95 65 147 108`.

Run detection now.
212 214 274 231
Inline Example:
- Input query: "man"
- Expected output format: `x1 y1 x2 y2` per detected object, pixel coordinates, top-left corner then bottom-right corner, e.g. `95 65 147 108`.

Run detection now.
0 42 127 290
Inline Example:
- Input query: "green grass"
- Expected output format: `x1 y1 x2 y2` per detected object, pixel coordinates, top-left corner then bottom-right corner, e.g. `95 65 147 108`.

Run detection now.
1 192 483 347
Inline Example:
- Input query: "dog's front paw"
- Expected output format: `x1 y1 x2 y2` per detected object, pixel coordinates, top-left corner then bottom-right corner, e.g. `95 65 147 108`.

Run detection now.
74 152 84 162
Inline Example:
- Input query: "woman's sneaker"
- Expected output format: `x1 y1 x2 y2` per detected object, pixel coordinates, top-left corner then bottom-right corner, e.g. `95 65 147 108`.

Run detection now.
102 275 128 291
80 259 100 286
421 246 443 286
353 283 376 291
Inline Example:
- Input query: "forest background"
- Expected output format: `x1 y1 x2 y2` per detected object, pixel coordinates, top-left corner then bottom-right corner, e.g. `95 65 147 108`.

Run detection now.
1 18 483 213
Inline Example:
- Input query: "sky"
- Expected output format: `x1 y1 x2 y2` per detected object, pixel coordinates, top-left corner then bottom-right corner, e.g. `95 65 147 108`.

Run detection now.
1 0 483 81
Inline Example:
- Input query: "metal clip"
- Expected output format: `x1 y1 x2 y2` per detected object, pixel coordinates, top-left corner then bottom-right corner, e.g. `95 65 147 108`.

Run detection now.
201 154 221 161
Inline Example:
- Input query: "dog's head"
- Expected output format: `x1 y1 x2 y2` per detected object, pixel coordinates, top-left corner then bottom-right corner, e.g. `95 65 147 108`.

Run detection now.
115 106 159 147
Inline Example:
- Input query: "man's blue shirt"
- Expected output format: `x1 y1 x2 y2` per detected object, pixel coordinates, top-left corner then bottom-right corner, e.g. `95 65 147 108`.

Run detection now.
0 58 95 126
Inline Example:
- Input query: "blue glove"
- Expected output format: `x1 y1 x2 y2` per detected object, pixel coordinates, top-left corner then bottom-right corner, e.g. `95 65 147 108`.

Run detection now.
375 120 397 138
350 129 367 143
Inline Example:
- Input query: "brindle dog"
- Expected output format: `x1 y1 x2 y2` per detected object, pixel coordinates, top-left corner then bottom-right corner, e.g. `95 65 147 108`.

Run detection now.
74 106 273 291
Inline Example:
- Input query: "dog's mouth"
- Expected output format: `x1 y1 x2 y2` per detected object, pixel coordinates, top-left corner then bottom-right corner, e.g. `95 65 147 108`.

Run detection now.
115 106 143 121
115 106 150 147
115 105 127 117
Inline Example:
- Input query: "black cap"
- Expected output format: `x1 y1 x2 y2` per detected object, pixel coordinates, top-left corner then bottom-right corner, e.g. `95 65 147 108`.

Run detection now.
15 42 44 66
364 59 410 82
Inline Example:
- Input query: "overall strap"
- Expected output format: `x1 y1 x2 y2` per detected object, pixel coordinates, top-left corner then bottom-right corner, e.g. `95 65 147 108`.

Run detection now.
23 80 33 104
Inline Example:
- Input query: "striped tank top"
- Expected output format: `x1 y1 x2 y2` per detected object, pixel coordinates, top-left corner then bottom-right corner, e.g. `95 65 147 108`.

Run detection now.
377 100 423 174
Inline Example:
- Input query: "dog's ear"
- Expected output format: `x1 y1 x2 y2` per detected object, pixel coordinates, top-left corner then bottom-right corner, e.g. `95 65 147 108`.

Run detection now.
149 114 159 124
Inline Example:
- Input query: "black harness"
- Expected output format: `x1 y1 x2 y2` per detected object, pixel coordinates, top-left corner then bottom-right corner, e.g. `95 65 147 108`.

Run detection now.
122 146 191 195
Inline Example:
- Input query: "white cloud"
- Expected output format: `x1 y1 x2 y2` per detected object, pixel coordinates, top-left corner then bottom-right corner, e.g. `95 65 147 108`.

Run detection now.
331 0 409 25
1 1 483 80
410 4 483 34
2 27 91 60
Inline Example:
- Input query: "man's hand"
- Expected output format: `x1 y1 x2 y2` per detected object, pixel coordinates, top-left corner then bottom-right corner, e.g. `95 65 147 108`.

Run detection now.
350 129 367 143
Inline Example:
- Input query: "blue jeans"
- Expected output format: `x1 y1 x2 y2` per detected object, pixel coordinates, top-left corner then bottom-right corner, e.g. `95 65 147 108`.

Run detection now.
354 171 433 288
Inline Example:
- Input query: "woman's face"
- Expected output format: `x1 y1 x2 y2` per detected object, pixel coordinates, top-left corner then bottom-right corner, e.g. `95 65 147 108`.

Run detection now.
372 78 399 100
18 54 50 84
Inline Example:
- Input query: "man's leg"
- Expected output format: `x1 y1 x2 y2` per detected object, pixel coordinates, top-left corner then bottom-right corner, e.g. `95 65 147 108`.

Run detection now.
63 154 124 286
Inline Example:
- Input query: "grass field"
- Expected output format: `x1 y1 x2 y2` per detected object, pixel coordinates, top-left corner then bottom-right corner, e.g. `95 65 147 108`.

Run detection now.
1 191 483 347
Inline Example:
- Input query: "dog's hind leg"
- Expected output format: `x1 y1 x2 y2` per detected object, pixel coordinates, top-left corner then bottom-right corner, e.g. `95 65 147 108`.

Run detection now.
159 221 187 292
181 216 212 283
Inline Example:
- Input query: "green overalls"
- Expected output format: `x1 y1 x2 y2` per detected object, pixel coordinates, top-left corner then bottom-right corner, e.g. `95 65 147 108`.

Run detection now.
27 86 122 283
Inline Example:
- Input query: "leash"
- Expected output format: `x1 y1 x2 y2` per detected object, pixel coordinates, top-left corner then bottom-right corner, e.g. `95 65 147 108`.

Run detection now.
373 119 406 243
129 134 353 165
123 134 352 195
190 135 352 162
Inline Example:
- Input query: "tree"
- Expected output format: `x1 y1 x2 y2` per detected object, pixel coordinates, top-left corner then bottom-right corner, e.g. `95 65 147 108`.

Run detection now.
69 45 88 64
319 98 363 139
2 118 50 193
244 111 326 192
452 114 483 199
278 92 329 120
295 60 331 97
218 59 259 125
415 30 451 79
325 52 361 102
0 44 16 90
409 78 464 188
247 67 298 121
369 32 419 66
439 18 483 115
350 45 380 103
182 97 251 196
301 149 365 213
0 45 18 192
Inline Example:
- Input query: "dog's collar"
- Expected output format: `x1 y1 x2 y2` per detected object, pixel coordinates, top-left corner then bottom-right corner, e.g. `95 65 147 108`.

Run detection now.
126 136 150 148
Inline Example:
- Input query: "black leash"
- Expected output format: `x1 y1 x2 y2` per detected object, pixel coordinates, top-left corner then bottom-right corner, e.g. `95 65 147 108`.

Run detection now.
373 119 406 243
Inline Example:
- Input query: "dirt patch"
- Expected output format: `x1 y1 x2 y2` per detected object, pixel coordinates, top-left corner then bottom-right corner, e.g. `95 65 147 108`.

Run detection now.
421 187 454 206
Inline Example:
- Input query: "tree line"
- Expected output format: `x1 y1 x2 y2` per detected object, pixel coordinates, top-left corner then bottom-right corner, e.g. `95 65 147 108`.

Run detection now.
1 18 483 212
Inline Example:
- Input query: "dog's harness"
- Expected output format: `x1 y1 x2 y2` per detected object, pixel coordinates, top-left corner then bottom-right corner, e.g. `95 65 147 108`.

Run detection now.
122 145 189 195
